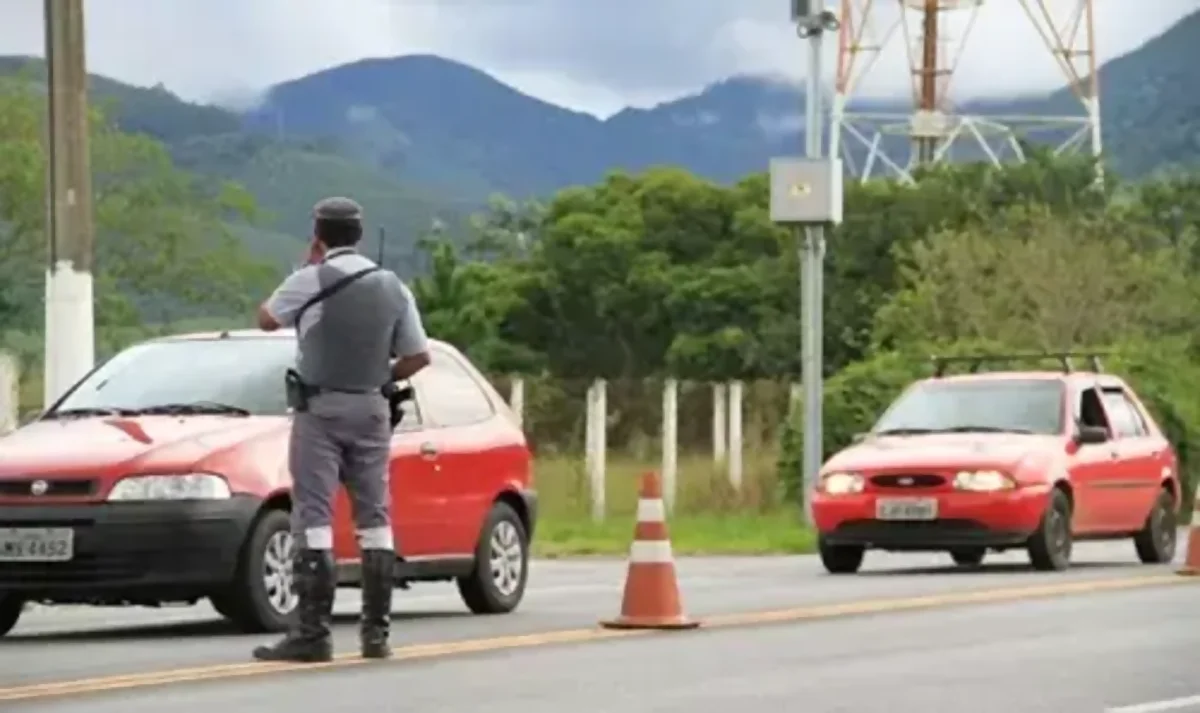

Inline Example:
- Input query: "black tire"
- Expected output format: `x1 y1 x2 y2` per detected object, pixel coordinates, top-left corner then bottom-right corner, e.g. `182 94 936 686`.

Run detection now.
0 594 24 637
1134 489 1177 564
210 509 296 633
818 537 865 574
950 547 986 567
457 502 529 615
1028 488 1073 572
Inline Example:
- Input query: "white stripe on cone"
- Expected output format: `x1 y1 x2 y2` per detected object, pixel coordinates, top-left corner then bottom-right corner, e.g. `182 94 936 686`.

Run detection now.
630 539 674 563
636 497 665 523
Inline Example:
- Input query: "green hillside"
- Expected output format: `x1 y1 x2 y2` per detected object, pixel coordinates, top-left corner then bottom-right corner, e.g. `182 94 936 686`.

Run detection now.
169 133 472 274
0 56 470 275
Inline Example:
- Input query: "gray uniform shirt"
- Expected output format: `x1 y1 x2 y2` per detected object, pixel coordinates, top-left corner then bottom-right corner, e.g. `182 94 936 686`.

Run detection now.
264 247 429 390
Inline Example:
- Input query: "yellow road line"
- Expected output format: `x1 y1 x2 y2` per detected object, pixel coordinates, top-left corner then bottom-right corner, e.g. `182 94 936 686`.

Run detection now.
0 574 1191 702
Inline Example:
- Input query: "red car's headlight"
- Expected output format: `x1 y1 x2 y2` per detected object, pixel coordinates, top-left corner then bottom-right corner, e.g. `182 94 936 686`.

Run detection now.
819 472 865 495
952 470 1016 492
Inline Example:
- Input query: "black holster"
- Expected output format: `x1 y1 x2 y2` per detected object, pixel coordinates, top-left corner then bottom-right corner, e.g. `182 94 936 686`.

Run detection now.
285 369 315 413
380 382 414 429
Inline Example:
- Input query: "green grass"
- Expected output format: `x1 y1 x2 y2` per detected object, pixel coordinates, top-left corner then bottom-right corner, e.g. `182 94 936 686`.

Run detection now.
530 450 815 557
534 511 815 557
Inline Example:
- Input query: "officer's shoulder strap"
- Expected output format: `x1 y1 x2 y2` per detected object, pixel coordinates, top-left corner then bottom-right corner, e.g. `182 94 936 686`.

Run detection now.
294 264 381 327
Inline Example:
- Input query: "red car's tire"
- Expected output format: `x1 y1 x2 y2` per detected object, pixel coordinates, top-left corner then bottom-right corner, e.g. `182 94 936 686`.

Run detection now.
210 509 296 633
457 502 529 614
1134 488 1177 564
0 594 23 638
1027 488 1073 572
950 547 986 567
818 536 865 574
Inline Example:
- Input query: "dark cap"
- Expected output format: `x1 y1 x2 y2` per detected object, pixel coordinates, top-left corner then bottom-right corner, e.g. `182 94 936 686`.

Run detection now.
312 196 363 222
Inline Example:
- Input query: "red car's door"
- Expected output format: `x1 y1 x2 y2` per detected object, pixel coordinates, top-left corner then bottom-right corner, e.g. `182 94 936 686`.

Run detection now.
1098 386 1163 531
1067 384 1118 533
331 384 441 561
387 386 446 558
408 347 506 556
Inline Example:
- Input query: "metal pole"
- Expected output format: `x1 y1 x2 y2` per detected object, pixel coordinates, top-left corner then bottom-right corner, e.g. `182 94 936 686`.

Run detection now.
43 0 96 407
800 2 828 525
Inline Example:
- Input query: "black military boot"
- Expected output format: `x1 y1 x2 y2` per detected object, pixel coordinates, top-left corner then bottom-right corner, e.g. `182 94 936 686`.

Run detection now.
252 549 336 663
359 549 394 659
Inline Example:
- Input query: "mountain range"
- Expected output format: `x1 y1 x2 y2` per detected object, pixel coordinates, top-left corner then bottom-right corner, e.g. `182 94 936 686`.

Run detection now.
1 6 1197 273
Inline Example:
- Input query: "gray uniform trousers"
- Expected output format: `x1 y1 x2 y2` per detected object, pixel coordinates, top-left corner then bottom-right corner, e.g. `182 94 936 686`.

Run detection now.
289 390 393 551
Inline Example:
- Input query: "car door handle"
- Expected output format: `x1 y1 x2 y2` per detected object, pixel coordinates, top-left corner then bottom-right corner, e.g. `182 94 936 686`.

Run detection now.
419 441 438 459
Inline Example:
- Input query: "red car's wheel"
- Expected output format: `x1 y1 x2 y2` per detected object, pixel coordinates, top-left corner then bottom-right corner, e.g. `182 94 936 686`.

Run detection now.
1027 488 1073 571
210 508 297 633
818 536 865 574
1134 488 1177 564
458 502 529 614
950 548 986 567
0 594 24 638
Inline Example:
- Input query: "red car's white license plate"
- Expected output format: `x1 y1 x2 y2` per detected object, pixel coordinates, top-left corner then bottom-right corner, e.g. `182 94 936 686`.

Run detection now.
0 528 75 562
876 497 938 521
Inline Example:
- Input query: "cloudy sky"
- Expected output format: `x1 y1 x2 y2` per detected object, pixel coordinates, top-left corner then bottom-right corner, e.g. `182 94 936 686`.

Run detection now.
1 0 1197 117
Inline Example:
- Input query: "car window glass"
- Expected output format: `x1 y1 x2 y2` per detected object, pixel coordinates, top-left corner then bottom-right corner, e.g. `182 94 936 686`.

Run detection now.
54 337 297 416
1101 389 1147 438
411 348 495 428
872 379 1064 435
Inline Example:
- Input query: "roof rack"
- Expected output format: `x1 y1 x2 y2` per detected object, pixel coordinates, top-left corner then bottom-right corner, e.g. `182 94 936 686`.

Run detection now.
929 352 1108 378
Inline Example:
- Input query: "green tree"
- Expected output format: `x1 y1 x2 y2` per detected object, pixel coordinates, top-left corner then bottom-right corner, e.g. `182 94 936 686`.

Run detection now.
872 203 1197 351
0 77 277 332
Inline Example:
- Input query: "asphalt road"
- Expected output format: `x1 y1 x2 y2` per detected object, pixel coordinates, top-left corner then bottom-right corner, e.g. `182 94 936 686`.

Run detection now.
2 538 1197 711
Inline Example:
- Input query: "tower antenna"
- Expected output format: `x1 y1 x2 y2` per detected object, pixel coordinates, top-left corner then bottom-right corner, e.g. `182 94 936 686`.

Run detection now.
831 0 1101 183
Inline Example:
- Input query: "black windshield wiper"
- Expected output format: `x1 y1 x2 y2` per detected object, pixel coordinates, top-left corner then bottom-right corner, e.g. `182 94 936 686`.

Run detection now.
874 428 939 436
45 406 138 419
934 425 1036 434
134 401 251 417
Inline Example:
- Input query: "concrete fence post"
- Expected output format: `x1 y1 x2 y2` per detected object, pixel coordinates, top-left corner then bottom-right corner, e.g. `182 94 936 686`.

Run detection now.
0 352 18 435
661 378 678 512
585 379 607 521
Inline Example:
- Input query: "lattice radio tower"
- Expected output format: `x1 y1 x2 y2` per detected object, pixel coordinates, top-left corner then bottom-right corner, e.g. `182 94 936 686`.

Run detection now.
831 0 1101 182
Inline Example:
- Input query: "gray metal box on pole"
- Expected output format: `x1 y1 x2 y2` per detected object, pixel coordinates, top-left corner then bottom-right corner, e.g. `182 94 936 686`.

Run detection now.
769 158 844 225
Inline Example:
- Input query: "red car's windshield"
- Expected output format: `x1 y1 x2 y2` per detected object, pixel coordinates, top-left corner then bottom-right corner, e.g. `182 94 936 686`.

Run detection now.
49 337 297 417
872 379 1065 436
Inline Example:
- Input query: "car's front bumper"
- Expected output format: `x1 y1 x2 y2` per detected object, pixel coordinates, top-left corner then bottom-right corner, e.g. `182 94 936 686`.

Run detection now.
813 486 1052 551
0 495 260 603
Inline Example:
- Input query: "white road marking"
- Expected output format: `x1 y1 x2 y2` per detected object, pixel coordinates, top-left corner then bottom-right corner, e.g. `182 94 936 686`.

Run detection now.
1108 695 1200 713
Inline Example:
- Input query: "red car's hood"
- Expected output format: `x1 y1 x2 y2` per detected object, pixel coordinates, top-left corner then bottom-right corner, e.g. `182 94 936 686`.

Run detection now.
823 432 1061 473
0 415 286 479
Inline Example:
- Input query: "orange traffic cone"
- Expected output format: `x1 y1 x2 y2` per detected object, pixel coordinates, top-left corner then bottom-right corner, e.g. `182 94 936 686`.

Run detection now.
600 472 700 630
1179 498 1200 576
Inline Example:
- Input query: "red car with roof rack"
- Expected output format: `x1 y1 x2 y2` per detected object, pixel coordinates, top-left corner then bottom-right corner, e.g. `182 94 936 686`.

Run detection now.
0 328 536 636
812 352 1180 574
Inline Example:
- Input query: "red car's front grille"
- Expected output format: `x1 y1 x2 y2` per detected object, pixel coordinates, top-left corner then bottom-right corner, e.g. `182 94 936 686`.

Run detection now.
869 473 946 489
0 479 99 499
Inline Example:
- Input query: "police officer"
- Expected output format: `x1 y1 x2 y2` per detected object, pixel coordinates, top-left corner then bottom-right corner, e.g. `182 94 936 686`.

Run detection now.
253 197 431 663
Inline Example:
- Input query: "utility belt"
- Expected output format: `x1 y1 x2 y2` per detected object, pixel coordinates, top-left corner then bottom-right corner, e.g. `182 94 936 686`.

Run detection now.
286 369 412 429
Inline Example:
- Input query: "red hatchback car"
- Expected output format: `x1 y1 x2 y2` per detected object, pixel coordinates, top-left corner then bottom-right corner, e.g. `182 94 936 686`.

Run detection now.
0 329 536 636
812 356 1180 574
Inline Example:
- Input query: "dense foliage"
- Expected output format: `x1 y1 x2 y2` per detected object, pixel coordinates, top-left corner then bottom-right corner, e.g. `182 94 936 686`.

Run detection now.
0 77 278 401
401 153 1200 508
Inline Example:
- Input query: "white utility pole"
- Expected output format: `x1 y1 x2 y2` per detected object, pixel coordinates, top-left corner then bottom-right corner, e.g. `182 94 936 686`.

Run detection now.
43 0 97 406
